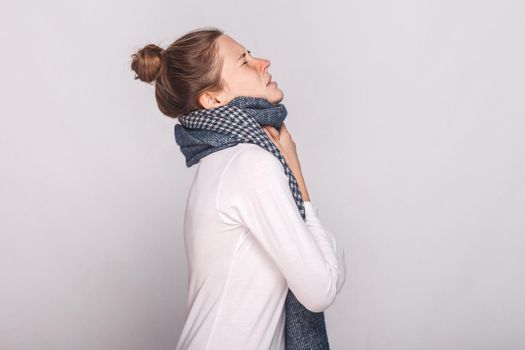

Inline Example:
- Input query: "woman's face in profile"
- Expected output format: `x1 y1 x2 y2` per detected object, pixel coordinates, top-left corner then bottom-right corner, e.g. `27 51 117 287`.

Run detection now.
214 34 284 106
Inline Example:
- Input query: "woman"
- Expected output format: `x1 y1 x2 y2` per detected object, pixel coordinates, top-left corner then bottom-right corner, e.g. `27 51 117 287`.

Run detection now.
131 27 346 350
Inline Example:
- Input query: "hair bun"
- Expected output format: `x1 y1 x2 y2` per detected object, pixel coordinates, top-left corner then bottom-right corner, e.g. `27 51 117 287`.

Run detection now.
131 44 164 83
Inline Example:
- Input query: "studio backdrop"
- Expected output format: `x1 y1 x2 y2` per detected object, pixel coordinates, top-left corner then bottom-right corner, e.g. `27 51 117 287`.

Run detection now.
1 0 524 349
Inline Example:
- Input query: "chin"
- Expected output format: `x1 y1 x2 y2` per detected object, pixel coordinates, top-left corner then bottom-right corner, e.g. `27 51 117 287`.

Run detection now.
268 88 284 105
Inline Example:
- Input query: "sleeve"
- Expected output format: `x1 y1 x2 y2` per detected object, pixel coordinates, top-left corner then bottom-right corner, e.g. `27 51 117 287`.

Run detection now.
215 145 347 313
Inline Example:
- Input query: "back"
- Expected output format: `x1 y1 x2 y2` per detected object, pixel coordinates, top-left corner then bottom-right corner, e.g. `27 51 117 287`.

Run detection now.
176 143 288 350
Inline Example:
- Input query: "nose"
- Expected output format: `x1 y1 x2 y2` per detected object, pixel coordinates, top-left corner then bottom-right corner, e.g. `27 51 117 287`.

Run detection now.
258 58 271 74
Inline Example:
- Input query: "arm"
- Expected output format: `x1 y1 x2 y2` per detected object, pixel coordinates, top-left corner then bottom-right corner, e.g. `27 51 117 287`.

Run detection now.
303 201 347 296
216 145 347 312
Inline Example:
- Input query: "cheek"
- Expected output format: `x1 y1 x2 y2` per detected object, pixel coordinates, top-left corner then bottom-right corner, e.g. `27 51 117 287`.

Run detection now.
236 70 261 87
225 68 262 92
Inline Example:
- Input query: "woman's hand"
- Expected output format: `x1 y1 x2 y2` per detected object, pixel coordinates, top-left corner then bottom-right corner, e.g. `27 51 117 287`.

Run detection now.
262 122 301 172
261 122 310 201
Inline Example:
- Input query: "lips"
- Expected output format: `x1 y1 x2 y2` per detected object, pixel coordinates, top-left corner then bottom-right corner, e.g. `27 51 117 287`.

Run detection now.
266 75 273 85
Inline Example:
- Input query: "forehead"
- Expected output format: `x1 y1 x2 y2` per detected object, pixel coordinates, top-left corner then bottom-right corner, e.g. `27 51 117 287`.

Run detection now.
217 35 245 61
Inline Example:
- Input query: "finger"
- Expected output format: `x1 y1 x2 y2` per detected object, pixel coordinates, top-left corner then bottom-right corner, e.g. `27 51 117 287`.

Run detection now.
280 124 291 139
267 126 280 140
262 126 274 141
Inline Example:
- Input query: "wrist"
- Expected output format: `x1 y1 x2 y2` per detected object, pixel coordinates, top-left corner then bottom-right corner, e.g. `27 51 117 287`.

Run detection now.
296 175 310 201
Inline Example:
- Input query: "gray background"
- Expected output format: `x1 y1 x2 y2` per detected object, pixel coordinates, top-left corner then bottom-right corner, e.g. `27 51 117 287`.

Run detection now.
1 0 524 349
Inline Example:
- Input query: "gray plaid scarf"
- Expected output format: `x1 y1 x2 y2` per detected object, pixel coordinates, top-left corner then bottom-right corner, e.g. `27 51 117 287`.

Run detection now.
174 95 330 349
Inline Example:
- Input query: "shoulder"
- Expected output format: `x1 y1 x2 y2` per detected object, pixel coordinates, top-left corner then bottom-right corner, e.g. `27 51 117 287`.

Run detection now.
229 143 282 172
222 143 286 185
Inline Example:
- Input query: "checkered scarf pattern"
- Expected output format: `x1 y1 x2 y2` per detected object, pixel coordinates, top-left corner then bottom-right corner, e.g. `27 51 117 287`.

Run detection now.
174 95 330 349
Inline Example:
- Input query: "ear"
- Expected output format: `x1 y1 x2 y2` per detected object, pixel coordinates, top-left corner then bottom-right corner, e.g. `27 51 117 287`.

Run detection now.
198 91 226 109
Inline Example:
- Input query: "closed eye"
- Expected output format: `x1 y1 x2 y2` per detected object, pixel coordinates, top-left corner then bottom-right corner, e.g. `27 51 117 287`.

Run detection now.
241 50 251 66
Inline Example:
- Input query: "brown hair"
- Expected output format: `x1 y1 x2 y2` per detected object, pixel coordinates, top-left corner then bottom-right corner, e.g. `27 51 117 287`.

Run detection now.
131 27 225 119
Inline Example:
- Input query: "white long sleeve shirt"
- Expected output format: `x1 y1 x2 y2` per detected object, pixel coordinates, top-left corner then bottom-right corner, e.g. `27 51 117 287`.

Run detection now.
175 143 346 350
